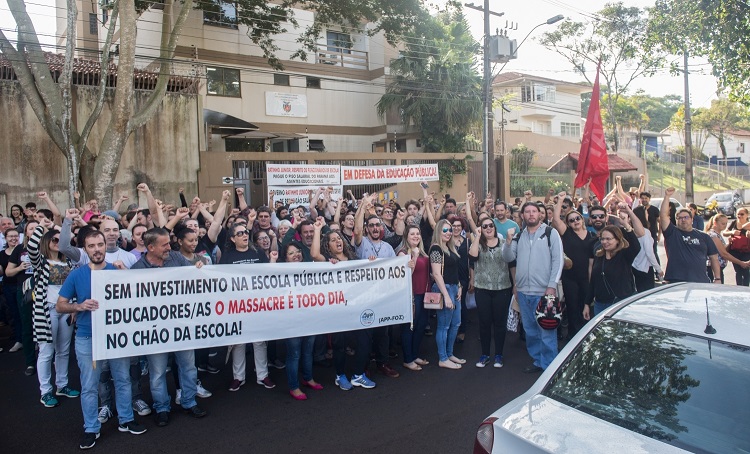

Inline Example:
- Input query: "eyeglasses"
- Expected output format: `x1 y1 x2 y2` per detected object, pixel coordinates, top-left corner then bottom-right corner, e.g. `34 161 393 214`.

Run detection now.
676 215 691 221
383 210 393 215
258 214 270 219
600 236 616 242
51 237 60 244
367 223 381 228
286 249 302 256
452 224 462 229
590 214 606 220
567 216 582 223
481 223 494 229
256 236 270 241
561 205 570 210
441 227 451 233
233 230 249 237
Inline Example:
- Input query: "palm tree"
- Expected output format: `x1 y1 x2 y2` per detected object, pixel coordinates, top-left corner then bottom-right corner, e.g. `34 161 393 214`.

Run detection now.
376 7 482 153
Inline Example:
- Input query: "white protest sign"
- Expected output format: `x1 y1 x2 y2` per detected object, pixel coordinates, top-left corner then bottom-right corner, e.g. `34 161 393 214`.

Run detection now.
341 164 439 185
269 185 343 206
266 164 341 186
90 257 412 360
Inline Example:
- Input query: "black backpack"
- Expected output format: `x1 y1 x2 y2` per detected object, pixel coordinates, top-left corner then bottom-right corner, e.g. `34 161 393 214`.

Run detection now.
512 225 554 248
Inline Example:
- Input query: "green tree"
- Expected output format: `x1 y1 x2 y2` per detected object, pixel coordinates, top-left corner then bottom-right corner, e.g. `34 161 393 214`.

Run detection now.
510 144 536 174
669 106 709 155
0 0 422 207
539 2 665 152
701 98 749 159
376 5 482 153
647 0 750 106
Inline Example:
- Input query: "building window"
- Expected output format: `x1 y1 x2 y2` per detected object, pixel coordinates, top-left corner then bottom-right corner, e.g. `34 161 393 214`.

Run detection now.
306 77 321 89
739 143 746 154
561 122 581 138
89 13 98 35
326 31 352 54
225 138 264 152
206 67 241 97
395 139 406 153
204 0 238 28
521 82 555 103
274 74 289 86
309 140 325 151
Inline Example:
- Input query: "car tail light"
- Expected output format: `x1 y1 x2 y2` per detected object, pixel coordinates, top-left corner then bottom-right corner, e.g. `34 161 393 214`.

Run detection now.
473 417 498 454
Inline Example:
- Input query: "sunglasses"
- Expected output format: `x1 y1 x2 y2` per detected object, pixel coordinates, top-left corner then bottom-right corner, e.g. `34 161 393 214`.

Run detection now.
51 237 60 243
233 230 249 237
590 214 606 220
562 205 570 210
481 223 494 229
441 227 451 233
567 216 582 223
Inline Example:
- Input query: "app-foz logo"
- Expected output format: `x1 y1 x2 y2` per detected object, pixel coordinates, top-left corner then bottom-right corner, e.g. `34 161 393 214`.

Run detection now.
360 309 375 326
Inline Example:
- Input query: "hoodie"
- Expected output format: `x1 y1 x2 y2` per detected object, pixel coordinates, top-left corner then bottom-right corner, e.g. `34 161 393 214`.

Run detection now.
502 223 564 295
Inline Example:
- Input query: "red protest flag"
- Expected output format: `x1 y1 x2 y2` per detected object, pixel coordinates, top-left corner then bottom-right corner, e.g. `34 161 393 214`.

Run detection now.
574 64 609 201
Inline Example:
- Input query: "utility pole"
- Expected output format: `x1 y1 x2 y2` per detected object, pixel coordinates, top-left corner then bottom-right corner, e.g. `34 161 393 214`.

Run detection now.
683 50 694 203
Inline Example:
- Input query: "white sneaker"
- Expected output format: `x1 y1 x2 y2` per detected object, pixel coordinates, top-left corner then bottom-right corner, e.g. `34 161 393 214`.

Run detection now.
97 405 112 424
132 399 151 416
175 389 182 405
9 342 22 353
196 380 212 398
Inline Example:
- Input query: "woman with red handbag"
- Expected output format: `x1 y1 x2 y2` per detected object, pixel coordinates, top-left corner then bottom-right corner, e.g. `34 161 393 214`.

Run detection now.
396 225 430 371
706 214 750 283
723 208 750 286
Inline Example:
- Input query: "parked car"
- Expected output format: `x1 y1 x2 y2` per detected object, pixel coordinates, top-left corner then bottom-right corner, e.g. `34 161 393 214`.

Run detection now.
649 197 683 211
702 191 743 219
474 283 750 454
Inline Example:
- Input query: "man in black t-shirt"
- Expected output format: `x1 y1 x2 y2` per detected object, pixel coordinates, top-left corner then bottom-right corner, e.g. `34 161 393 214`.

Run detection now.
633 191 660 253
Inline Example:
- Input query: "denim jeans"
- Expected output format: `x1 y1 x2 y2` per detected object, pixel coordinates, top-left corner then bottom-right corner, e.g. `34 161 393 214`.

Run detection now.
516 292 558 370
76 337 133 432
148 350 198 412
37 302 74 395
401 293 427 364
434 284 461 362
285 336 314 391
593 300 616 317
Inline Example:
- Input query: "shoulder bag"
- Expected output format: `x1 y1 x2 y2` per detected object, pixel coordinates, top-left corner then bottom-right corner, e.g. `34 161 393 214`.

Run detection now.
423 251 444 310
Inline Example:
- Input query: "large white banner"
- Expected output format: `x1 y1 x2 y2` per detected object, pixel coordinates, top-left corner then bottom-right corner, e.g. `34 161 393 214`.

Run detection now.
266 164 342 186
91 257 412 360
265 92 308 117
268 185 343 206
341 164 439 185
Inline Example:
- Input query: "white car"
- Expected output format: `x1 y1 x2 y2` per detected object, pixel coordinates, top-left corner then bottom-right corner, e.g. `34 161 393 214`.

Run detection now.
474 283 750 454
649 197 684 211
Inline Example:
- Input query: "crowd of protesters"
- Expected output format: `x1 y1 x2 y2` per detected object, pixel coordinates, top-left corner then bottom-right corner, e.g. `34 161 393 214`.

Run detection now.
0 174 748 450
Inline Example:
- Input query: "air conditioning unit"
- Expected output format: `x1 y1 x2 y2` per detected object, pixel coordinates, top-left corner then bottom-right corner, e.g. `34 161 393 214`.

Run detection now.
489 36 517 63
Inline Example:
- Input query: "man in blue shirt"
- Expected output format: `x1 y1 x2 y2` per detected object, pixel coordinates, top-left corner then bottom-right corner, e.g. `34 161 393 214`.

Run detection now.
56 230 146 450
130 228 207 427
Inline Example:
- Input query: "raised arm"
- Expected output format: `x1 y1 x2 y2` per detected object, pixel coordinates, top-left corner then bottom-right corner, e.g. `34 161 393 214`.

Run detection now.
112 193 129 214
58 210 83 262
37 191 62 223
207 190 231 243
137 183 161 227
352 195 369 247
465 193 478 233
236 187 248 210
552 191 568 236
659 187 675 232
310 217 326 262
165 207 190 232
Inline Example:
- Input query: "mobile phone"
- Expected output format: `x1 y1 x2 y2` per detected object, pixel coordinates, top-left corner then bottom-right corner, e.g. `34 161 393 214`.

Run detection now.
420 182 429 189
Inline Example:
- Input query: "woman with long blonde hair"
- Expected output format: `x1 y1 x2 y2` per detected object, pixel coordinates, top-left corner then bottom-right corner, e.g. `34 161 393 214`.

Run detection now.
429 219 464 369
397 225 430 371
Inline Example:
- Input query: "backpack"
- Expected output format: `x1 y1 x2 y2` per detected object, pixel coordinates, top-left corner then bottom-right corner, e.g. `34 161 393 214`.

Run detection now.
512 225 554 248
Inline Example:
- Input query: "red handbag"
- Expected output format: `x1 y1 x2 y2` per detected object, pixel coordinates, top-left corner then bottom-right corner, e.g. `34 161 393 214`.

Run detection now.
729 232 750 253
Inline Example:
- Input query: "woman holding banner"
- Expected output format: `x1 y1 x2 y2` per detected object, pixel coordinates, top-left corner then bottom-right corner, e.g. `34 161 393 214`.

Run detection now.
220 223 277 392
311 218 377 391
282 238 324 400
396 225 430 371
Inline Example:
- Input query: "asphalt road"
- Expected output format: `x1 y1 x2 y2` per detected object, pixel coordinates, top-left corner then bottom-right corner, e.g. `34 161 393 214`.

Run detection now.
0 311 539 454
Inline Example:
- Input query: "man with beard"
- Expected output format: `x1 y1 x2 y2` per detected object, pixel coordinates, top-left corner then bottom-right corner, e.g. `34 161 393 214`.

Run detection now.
59 213 137 268
633 191 660 255
56 230 146 449
492 201 519 240
502 202 564 373
660 187 720 283
353 200 399 379
587 205 609 236
131 228 207 426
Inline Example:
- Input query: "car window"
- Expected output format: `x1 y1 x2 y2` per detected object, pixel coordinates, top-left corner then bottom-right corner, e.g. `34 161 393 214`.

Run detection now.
541 319 750 453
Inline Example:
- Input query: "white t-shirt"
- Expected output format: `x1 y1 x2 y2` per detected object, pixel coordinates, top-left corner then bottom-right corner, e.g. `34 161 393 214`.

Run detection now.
74 247 138 268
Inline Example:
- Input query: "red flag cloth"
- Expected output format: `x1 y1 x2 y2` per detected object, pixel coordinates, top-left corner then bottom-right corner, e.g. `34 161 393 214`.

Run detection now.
574 65 609 201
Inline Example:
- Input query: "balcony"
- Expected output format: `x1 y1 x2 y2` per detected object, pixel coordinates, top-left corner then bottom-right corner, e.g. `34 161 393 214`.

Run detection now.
317 47 368 70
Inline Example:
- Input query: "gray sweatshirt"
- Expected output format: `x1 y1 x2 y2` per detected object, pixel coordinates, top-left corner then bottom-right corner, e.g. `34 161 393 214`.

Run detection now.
502 224 564 295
